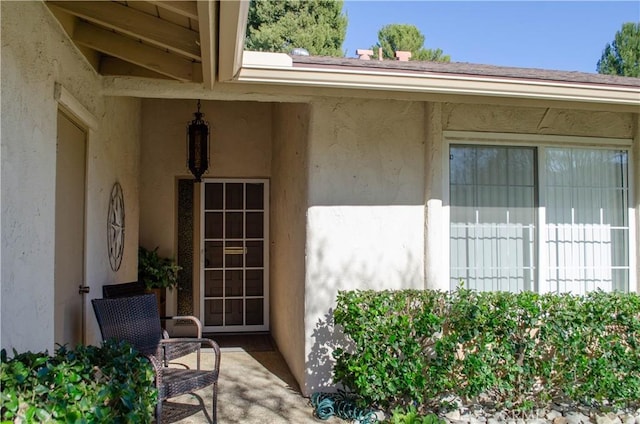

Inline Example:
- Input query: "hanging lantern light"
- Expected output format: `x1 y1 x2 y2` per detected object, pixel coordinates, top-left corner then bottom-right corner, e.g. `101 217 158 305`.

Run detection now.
186 99 210 182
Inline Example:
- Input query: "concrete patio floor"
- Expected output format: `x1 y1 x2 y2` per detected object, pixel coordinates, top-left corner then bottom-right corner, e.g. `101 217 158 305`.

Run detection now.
161 346 341 424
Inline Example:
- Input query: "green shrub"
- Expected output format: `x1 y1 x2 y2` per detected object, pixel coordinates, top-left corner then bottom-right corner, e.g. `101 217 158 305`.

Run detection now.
333 288 640 411
0 340 157 422
388 405 445 424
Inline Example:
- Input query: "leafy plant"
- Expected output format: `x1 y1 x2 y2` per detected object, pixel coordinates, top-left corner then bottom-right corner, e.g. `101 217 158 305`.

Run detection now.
388 405 445 424
0 340 157 422
138 246 181 290
333 289 640 413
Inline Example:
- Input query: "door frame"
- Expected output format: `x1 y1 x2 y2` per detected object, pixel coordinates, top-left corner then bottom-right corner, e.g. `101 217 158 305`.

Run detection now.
199 178 270 332
54 84 96 346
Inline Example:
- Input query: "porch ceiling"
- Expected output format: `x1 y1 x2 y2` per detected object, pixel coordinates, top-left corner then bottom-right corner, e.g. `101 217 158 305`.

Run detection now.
42 1 638 111
46 1 222 87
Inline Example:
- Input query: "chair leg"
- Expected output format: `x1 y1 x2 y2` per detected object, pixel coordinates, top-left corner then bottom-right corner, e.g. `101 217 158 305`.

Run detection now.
212 383 218 424
155 400 162 423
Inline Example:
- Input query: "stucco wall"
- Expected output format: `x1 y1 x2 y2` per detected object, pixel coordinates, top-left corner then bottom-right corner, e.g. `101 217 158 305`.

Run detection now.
271 103 310 389
139 99 272 315
424 103 447 291
1 1 140 353
442 103 635 138
303 98 426 394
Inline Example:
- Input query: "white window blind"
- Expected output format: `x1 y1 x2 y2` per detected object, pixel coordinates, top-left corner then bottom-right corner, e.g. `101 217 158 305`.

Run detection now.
449 144 629 293
543 148 629 294
450 146 536 292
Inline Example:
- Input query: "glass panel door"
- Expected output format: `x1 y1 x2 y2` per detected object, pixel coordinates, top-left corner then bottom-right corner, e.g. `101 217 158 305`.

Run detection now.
201 180 269 332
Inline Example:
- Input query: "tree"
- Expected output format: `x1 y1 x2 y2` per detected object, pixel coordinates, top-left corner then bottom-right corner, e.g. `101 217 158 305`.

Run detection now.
372 24 450 62
245 0 347 56
597 22 640 77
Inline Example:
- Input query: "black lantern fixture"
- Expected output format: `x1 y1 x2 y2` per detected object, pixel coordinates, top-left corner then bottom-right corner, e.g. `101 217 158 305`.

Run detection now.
186 100 210 181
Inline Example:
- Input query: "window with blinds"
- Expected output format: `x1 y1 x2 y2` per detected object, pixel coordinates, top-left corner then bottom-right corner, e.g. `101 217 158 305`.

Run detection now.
449 144 630 294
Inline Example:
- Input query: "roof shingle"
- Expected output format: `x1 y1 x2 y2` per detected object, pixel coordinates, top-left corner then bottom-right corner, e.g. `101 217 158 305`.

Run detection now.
291 56 640 88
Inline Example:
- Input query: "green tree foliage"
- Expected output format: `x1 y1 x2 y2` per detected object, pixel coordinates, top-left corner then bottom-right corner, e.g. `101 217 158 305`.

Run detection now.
245 0 347 56
372 24 450 62
597 22 640 77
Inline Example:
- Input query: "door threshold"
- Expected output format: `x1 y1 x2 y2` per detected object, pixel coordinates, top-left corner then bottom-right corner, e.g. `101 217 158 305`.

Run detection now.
203 332 274 352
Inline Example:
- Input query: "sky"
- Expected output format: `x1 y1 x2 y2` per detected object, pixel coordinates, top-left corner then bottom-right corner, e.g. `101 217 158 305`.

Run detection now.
342 1 640 73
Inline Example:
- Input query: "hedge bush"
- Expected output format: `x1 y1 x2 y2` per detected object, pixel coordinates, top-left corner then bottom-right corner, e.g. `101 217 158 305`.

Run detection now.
0 340 157 423
333 288 640 411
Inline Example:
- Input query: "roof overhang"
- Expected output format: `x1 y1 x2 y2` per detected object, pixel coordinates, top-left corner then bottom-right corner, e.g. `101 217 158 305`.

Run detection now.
230 52 640 109
45 0 249 90
218 0 249 82
55 1 636 111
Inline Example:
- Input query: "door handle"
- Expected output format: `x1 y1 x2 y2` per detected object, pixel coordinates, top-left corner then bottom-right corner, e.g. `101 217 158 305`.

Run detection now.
79 285 90 294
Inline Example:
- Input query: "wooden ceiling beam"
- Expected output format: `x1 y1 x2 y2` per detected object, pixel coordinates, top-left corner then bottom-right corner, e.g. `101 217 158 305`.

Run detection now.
100 56 172 80
74 20 198 82
155 1 199 20
48 1 201 60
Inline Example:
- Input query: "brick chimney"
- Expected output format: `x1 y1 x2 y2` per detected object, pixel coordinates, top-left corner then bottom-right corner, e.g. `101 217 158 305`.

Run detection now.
356 49 374 60
395 51 411 61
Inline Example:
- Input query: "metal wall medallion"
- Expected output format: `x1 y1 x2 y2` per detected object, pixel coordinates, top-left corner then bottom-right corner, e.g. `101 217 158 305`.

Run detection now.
107 182 125 271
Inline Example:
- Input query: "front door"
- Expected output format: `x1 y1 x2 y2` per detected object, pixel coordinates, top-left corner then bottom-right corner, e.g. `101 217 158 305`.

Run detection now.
54 111 87 346
201 180 269 332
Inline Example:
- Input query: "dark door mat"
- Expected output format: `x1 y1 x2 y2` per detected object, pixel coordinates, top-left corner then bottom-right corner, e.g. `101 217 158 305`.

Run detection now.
204 333 275 352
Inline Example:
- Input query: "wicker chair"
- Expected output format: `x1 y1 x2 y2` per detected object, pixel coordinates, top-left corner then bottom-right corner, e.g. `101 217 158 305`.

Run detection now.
102 282 203 369
92 294 220 423
102 281 146 298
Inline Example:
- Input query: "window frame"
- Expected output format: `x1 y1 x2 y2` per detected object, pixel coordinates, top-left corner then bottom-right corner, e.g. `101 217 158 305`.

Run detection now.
443 131 636 294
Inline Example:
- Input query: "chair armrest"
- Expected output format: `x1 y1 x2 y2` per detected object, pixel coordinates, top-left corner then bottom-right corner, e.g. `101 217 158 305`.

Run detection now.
141 352 164 390
160 338 221 370
160 315 202 338
160 337 219 350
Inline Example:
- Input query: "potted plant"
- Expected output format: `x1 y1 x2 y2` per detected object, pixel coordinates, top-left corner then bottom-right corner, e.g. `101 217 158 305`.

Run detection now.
138 246 181 313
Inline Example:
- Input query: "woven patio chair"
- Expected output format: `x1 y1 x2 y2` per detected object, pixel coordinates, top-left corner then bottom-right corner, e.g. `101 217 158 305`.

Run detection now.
102 281 146 298
102 282 203 369
92 294 220 423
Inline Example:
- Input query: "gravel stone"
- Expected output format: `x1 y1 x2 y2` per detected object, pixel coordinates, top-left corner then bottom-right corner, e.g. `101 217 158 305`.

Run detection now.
446 410 462 421
567 412 591 424
547 411 563 420
595 413 622 424
430 402 638 424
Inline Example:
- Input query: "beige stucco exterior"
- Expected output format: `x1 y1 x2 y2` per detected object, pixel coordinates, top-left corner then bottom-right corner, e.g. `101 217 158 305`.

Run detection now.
303 98 426 391
2 0 639 401
1 1 140 352
442 103 635 138
139 99 273 258
271 103 310 388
